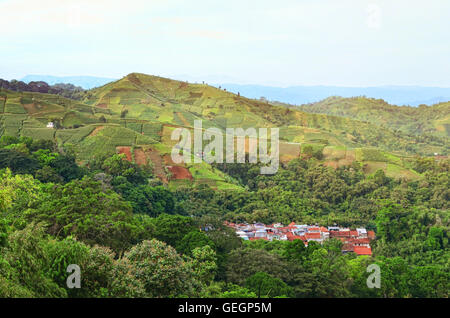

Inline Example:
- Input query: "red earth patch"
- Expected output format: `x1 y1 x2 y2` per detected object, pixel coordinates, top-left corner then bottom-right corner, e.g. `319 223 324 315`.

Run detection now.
116 146 132 162
134 148 147 166
89 126 105 137
167 166 193 180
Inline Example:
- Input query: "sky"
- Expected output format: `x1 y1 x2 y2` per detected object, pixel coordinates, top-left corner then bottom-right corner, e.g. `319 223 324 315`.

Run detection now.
0 0 449 87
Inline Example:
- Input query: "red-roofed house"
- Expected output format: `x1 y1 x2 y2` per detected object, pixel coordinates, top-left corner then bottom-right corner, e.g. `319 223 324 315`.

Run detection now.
330 231 351 238
367 231 376 240
305 232 322 242
353 238 370 246
288 235 307 242
353 246 372 256
342 244 354 252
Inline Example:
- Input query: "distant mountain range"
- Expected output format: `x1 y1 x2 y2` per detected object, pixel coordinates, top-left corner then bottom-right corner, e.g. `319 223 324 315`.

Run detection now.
19 75 450 106
215 84 450 106
21 75 117 90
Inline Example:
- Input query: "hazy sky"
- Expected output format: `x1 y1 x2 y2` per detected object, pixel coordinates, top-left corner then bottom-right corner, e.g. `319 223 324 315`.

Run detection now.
0 0 449 86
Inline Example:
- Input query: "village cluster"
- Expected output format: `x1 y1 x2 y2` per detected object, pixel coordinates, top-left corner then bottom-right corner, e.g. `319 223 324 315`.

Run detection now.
226 222 375 256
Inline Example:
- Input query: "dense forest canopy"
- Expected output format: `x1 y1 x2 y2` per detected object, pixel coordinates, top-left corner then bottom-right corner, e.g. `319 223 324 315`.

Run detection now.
0 135 448 298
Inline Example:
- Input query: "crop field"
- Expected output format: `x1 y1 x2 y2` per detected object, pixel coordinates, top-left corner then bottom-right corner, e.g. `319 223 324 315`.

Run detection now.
125 121 143 134
323 146 349 160
356 148 389 162
157 111 174 123
279 126 305 143
4 100 27 114
386 163 420 180
75 125 151 160
0 114 27 137
135 133 157 145
0 97 6 113
279 142 301 162
142 122 163 140
21 127 55 140
56 125 96 144
61 111 100 127
161 125 181 147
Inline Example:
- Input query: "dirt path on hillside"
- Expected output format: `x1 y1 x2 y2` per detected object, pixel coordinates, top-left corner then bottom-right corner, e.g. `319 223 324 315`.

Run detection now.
22 103 38 113
134 148 147 166
176 112 191 127
89 126 105 136
146 149 168 183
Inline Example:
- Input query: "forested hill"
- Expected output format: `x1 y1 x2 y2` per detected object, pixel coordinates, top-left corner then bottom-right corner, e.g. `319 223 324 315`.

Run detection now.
299 96 450 138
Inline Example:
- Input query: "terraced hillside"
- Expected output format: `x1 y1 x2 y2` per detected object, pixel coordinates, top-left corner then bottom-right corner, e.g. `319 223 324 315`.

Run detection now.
299 96 450 138
83 73 448 154
1 73 448 187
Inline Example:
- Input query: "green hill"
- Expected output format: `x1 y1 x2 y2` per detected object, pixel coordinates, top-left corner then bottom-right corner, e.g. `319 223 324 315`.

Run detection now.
299 96 450 138
1 73 449 186
81 73 448 155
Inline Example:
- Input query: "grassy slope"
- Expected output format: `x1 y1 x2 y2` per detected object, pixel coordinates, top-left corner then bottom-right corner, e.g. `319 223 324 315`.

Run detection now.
1 74 448 186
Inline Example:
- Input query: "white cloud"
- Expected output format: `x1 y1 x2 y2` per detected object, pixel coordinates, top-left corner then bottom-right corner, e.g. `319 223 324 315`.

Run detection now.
366 3 383 29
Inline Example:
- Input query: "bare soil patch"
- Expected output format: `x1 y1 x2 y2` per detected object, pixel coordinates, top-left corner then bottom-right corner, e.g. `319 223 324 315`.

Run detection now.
89 125 105 137
116 146 133 161
167 166 193 180
134 148 147 166
146 148 168 183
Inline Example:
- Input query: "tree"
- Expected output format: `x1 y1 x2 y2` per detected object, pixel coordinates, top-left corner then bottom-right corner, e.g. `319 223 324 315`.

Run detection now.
0 135 20 147
191 245 218 285
245 272 292 298
219 284 257 298
152 213 196 247
28 176 138 252
49 153 84 182
113 178 174 216
176 230 215 256
2 223 67 297
0 149 39 175
103 154 150 184
0 168 43 227
124 239 201 297
226 248 289 285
